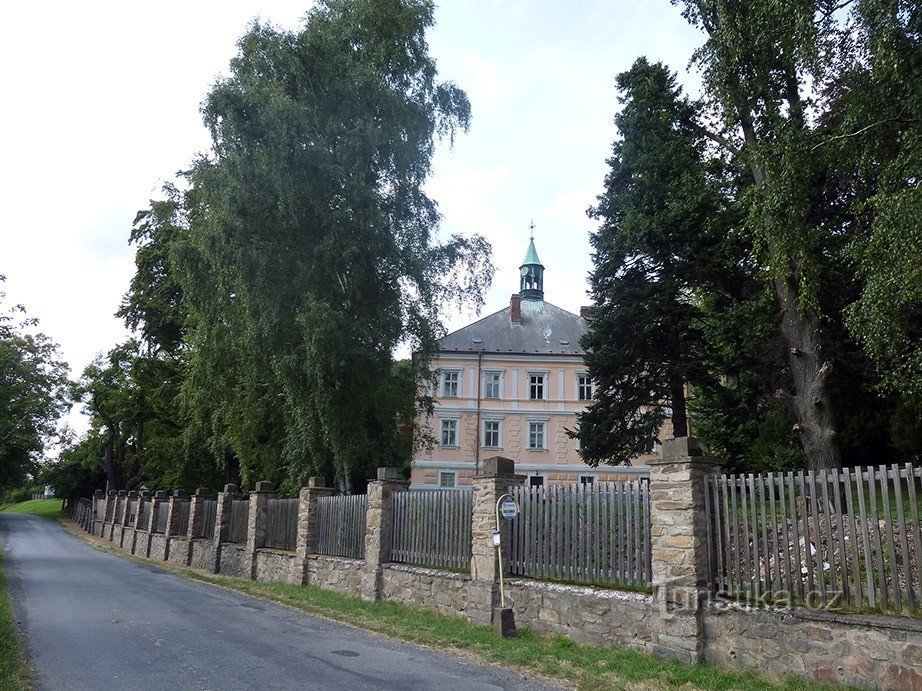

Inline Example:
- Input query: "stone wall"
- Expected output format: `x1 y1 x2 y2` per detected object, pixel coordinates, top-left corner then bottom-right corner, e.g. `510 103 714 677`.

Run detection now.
189 539 216 572
132 530 151 557
305 555 362 596
254 549 297 585
79 455 922 690
704 605 922 688
166 537 190 567
507 579 654 651
380 564 481 621
218 544 248 578
120 527 136 552
148 534 168 561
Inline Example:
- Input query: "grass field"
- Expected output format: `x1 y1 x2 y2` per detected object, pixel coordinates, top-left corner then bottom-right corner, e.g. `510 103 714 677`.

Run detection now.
0 545 34 689
0 499 64 519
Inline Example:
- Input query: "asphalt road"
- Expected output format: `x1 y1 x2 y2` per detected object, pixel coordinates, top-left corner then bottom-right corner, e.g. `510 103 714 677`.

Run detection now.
1 514 554 691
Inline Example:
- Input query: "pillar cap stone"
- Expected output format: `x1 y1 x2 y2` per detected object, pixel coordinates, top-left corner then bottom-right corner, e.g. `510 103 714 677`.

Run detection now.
172 489 189 498
153 490 168 499
127 490 138 497
307 476 327 488
94 490 105 498
376 467 402 481
647 437 724 468
117 490 128 496
223 483 238 494
253 480 274 493
140 490 152 498
108 490 117 496
476 456 516 478
194 488 211 498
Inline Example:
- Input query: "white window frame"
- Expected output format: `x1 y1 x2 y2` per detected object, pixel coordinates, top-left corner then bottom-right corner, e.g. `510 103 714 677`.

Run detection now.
441 369 461 397
438 470 457 489
527 420 546 450
577 373 594 401
440 418 459 447
482 370 503 399
528 371 547 400
482 419 502 449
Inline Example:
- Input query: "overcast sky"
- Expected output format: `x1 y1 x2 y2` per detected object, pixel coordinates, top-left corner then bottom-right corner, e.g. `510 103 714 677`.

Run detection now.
0 1 704 437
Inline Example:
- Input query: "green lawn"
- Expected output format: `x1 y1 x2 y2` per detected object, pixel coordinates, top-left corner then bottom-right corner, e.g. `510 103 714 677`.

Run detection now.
0 550 33 690
0 499 64 520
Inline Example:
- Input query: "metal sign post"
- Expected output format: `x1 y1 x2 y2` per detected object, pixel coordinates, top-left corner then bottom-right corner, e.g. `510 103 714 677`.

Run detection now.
494 493 519 610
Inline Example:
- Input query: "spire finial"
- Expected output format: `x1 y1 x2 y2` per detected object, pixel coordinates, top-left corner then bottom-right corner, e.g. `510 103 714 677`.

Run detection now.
528 219 535 241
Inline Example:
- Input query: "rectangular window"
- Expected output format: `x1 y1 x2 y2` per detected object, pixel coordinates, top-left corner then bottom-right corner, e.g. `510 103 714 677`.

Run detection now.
577 374 594 401
483 371 502 399
442 371 460 397
580 475 596 486
529 475 545 487
528 421 545 449
439 471 457 489
440 419 458 447
483 420 500 448
528 373 545 400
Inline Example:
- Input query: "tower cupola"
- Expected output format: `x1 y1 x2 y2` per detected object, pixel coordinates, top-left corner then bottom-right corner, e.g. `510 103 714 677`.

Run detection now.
519 227 544 301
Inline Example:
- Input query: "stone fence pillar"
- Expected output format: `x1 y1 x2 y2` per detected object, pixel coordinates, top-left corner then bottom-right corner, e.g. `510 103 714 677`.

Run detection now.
93 489 105 535
247 481 275 579
296 477 335 585
470 456 525 625
188 488 211 539
648 436 723 663
361 467 408 601
214 484 239 545
212 484 239 574
104 490 117 539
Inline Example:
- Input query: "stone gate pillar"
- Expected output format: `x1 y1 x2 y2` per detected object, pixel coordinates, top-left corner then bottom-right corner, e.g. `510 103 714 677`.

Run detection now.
213 484 239 574
361 467 408 601
470 456 525 625
648 436 723 663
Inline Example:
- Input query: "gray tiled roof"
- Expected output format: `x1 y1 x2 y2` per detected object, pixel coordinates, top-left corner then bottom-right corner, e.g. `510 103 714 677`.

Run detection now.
438 299 587 355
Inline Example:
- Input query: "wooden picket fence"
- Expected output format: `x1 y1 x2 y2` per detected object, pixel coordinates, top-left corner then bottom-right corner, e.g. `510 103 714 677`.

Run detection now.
706 464 922 615
265 498 298 550
128 499 138 525
390 490 472 570
176 501 191 535
315 494 366 559
154 503 169 534
139 501 151 529
508 481 652 589
226 499 250 543
196 499 218 539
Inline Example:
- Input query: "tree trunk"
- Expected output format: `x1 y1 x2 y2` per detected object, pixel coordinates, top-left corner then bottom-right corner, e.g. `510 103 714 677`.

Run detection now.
669 377 689 438
775 275 842 469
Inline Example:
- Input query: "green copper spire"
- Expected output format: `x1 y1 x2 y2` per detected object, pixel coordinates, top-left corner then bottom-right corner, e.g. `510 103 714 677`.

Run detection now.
522 237 542 266
519 221 544 300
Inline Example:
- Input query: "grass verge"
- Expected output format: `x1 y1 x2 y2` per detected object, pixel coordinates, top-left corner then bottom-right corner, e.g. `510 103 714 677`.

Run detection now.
0 500 64 520
176 573 834 690
0 549 33 690
59 520 841 690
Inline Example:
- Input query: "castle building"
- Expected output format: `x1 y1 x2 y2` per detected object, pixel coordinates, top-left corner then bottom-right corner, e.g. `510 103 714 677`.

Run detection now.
410 236 655 489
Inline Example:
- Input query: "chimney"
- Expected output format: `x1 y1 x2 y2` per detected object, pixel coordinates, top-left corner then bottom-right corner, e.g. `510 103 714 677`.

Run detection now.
580 305 592 319
510 293 522 323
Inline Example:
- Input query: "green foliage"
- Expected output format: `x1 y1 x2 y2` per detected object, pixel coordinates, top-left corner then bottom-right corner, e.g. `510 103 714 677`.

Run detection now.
39 440 105 503
172 0 491 490
577 59 731 465
0 550 34 689
0 276 69 492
